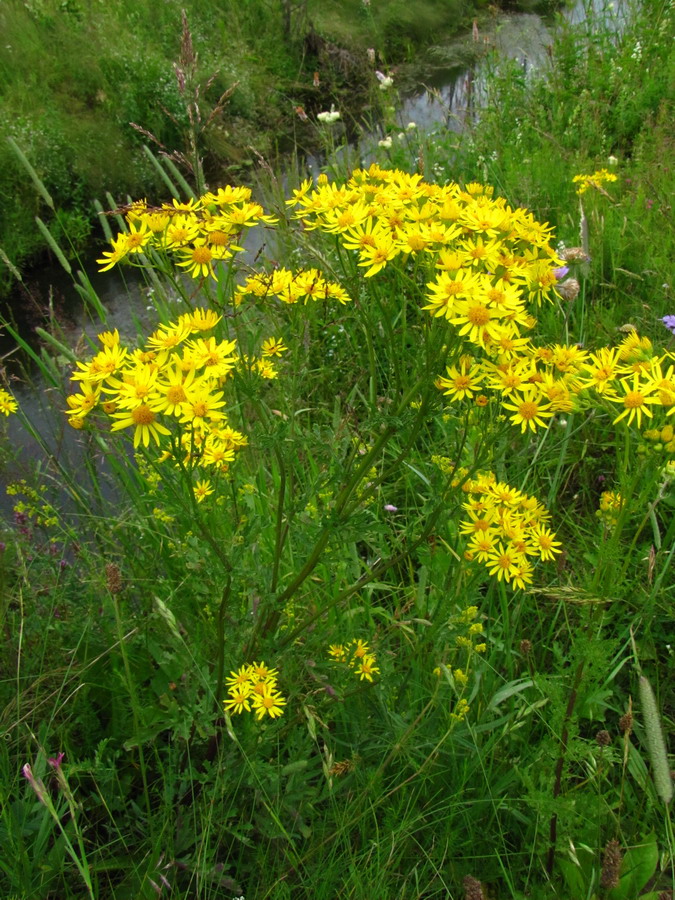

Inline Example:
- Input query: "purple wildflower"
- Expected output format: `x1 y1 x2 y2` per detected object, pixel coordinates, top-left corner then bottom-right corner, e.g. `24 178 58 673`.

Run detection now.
661 315 675 336
553 266 570 280
384 504 398 512
22 763 48 805
48 752 65 771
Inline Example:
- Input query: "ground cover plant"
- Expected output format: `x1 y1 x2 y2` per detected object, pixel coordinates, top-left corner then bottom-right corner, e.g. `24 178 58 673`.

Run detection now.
0 0 673 897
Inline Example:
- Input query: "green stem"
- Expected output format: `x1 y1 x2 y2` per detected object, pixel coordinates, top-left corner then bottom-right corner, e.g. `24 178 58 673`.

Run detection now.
215 575 233 706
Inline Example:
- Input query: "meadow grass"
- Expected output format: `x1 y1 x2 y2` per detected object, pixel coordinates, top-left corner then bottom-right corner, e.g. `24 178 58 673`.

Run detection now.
0 0 674 897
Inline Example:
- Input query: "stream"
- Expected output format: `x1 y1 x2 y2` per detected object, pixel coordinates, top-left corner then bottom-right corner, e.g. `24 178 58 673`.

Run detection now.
0 0 630 519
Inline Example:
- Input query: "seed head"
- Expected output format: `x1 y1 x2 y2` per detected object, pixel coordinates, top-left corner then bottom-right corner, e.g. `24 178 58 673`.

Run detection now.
600 839 622 889
619 710 633 735
639 675 673 805
463 875 486 900
562 246 591 262
596 729 611 747
106 563 123 595
556 277 580 302
519 639 533 655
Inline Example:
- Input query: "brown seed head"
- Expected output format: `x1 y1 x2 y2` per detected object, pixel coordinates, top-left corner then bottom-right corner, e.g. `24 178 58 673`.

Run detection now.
519 639 533 655
596 729 612 747
556 277 580 302
105 563 123 595
619 711 633 735
600 839 622 889
463 875 486 900
562 247 591 262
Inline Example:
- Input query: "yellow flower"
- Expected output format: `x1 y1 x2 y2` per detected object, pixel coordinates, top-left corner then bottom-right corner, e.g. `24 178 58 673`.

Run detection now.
486 543 525 583
0 389 20 415
187 336 237 378
437 360 485 401
261 337 288 358
150 365 200 417
110 404 171 448
528 525 562 561
226 665 254 688
146 320 192 351
451 698 470 721
357 231 400 277
251 684 287 719
573 168 618 195
179 389 227 427
183 309 222 332
502 390 554 433
193 479 215 503
453 668 468 686
98 328 121 348
350 639 370 661
355 655 380 681
65 384 99 418
223 686 252 715
608 373 659 428
97 233 132 271
177 241 219 280
248 661 279 683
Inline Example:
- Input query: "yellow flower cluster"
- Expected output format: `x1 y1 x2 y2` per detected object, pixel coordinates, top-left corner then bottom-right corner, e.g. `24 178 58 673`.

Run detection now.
642 423 675 456
452 604 488 655
222 661 287 719
432 605 487 722
64 312 275 499
460 472 561 589
0 388 18 416
328 639 380 682
572 168 618 196
235 267 352 306
437 331 675 434
596 490 624 529
287 165 560 348
7 480 59 529
285 166 672 440
450 698 470 722
97 189 277 279
282 166 674 437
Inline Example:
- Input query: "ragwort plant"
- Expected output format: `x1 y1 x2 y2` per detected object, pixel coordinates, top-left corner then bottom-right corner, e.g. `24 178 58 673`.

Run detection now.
2 155 674 898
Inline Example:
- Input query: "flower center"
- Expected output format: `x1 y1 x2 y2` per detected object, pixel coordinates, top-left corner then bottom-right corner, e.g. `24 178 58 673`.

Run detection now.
467 305 491 326
624 391 645 409
167 386 187 404
192 246 212 264
519 401 539 420
132 405 155 425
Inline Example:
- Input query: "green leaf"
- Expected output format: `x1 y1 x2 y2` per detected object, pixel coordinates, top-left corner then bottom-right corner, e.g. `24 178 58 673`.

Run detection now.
557 856 587 897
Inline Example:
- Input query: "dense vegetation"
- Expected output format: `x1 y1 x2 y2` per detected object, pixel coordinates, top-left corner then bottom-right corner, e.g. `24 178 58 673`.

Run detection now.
0 0 674 897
